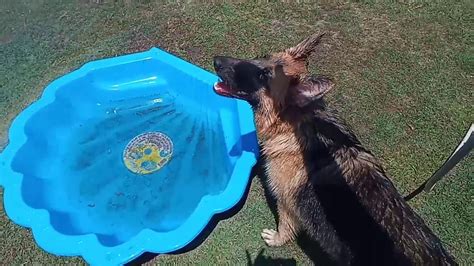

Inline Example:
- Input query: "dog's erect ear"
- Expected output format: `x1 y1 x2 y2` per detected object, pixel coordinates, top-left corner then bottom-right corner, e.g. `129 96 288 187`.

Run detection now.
286 32 326 60
291 76 334 107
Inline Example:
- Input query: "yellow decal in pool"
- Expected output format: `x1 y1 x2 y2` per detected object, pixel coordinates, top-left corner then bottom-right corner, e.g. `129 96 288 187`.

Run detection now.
123 132 173 175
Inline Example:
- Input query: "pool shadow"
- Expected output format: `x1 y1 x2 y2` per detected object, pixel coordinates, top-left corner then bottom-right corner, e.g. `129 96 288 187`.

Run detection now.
127 163 259 265
230 131 259 157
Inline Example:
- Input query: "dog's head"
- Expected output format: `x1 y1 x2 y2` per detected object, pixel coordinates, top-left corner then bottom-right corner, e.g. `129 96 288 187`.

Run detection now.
213 33 334 111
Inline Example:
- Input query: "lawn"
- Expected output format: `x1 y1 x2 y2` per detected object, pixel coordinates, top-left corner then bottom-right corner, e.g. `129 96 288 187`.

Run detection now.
0 1 472 265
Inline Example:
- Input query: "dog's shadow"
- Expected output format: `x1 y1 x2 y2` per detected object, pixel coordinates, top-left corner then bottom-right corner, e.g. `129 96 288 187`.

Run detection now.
246 249 296 265
255 164 336 266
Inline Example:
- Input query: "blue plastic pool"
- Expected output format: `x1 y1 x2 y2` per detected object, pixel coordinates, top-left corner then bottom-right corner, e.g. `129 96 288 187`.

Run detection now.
0 48 258 265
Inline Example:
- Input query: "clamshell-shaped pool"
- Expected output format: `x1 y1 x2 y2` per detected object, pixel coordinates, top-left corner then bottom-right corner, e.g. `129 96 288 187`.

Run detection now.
0 48 258 265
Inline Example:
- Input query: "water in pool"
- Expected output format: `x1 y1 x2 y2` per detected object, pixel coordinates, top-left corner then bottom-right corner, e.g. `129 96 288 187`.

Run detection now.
30 90 232 246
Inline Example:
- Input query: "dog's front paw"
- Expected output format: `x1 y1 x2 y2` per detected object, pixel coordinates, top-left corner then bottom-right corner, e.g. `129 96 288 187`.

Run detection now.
261 228 283 247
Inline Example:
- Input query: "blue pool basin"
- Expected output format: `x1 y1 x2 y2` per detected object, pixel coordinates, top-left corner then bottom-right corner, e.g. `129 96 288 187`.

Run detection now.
0 48 258 265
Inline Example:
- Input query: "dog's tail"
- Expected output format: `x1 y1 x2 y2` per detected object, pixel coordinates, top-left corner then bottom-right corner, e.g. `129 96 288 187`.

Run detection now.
404 124 473 201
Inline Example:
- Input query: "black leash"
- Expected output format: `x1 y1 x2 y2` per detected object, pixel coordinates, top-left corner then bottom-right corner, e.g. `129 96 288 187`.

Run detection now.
404 124 473 201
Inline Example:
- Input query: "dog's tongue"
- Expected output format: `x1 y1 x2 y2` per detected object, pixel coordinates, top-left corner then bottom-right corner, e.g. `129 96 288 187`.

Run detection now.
213 82 232 96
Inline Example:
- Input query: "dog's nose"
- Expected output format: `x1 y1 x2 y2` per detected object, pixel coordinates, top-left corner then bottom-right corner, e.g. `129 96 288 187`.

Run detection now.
213 56 225 71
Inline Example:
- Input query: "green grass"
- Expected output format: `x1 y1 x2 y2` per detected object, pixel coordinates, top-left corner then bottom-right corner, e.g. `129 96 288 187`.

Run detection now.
0 1 472 264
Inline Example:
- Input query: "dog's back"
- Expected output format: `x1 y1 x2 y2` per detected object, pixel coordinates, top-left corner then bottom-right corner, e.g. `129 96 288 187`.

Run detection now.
295 104 456 265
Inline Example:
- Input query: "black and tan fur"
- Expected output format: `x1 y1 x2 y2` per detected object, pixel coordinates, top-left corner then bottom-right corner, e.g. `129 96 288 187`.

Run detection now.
213 33 456 265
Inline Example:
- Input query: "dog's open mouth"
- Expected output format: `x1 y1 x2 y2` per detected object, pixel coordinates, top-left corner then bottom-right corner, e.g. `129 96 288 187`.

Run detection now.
213 81 248 99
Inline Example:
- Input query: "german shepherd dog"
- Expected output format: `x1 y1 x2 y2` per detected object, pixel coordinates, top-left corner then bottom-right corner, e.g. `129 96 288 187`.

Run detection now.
212 33 456 265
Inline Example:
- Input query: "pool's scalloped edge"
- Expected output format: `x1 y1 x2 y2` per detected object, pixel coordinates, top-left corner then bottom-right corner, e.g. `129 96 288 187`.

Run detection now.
0 48 259 265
